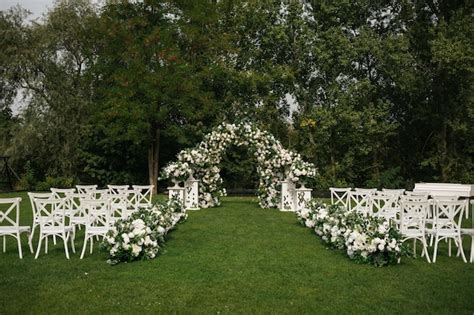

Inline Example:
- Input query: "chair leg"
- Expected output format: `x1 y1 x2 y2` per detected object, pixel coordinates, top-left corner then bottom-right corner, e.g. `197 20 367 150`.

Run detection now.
45 237 48 254
35 235 44 259
80 235 89 259
448 239 452 257
455 237 467 263
413 239 416 257
3 235 5 253
63 233 70 259
422 238 431 263
433 235 439 263
16 233 23 259
29 224 37 244
90 237 94 254
27 232 34 253
470 236 474 263
70 232 76 254
53 235 57 245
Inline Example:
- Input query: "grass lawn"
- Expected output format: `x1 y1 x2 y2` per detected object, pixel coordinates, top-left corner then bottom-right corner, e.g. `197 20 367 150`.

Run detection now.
0 192 473 314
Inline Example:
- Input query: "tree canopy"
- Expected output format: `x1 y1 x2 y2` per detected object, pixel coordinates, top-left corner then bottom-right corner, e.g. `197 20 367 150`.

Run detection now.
0 0 472 192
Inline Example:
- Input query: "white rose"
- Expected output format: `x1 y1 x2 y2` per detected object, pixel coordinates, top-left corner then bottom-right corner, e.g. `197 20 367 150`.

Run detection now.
132 244 141 257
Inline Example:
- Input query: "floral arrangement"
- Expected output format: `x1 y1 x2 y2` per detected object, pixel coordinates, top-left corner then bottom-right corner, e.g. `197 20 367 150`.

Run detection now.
102 199 187 265
161 122 317 208
297 200 409 266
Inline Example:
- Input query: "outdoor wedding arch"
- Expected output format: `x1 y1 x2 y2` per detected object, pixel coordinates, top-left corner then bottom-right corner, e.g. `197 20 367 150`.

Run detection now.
161 122 317 210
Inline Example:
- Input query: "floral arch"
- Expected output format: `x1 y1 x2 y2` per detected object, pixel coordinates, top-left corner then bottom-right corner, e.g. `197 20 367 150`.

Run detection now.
161 122 317 209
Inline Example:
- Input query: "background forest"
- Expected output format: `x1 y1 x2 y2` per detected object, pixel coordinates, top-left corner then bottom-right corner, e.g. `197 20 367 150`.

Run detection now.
0 0 472 193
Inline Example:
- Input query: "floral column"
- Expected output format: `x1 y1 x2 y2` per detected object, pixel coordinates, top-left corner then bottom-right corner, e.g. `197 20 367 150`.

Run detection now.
295 185 312 212
184 175 200 210
168 181 185 207
280 175 296 211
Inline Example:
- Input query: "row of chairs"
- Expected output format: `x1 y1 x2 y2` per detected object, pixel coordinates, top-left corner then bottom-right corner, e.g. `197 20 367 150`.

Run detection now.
0 185 154 259
329 187 474 263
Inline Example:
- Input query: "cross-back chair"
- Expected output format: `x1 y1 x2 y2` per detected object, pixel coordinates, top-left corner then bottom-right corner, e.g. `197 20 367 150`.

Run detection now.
0 198 33 258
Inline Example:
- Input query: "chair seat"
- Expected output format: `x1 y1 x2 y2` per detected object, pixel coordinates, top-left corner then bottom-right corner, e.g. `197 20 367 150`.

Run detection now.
0 226 31 234
430 228 460 237
86 226 109 235
71 217 88 224
41 226 73 234
402 231 425 238
461 228 474 236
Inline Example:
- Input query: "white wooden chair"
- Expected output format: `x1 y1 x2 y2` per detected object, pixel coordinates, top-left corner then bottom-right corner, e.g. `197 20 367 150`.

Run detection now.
399 200 431 263
76 185 98 194
132 185 154 209
109 193 128 222
0 198 33 259
329 187 351 209
27 192 53 244
34 198 75 259
65 192 88 230
431 200 467 263
80 199 111 259
371 193 397 223
107 185 130 195
348 190 372 215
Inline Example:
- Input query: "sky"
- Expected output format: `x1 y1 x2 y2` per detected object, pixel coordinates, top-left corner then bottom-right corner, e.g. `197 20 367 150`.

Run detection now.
0 0 54 19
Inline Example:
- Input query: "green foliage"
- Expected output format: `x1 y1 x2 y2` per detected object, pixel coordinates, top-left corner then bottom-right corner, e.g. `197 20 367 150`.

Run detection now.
34 176 76 191
0 0 472 191
16 161 36 190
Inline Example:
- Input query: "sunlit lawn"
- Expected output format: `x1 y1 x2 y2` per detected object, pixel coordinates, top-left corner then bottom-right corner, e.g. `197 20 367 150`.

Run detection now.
0 192 473 314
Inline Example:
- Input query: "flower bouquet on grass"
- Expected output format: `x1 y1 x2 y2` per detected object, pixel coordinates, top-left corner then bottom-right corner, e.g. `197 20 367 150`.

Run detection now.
102 199 187 265
297 200 410 267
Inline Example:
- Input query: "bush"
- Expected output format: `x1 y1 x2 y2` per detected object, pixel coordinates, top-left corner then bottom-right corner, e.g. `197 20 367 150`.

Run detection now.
34 176 76 191
297 200 410 266
16 161 37 190
102 199 187 265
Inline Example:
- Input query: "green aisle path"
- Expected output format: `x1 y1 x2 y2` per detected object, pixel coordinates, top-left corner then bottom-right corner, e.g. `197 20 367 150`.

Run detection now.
0 194 473 314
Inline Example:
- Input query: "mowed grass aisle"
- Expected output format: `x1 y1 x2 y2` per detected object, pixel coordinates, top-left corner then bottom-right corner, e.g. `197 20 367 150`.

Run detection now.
0 194 473 314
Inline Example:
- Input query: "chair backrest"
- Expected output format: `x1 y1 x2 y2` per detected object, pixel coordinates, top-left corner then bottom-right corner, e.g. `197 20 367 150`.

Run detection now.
35 198 66 229
329 187 351 209
355 188 377 194
0 198 22 228
401 191 429 202
431 195 460 201
82 199 111 229
132 185 154 208
65 192 86 218
28 192 53 221
108 185 130 195
50 188 76 199
109 193 129 220
92 189 109 200
399 201 429 235
433 200 467 234
51 188 75 211
348 191 372 215
381 188 405 197
370 194 397 220
76 185 97 194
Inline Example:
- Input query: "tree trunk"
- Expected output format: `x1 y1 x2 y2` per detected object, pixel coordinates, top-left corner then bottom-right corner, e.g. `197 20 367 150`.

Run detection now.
148 127 160 195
